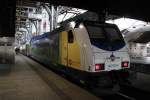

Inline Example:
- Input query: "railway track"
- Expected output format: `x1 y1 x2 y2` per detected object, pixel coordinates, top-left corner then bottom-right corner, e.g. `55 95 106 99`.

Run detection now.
101 93 136 100
118 84 150 100
101 83 150 100
100 84 150 100
115 92 136 100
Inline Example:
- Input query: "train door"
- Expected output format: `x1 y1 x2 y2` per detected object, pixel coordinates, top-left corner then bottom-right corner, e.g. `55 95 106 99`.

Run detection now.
60 30 80 69
67 30 80 69
60 31 68 66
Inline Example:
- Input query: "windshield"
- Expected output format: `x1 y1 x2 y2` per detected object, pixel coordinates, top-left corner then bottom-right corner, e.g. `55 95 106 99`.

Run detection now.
86 25 124 43
85 23 125 51
87 26 106 42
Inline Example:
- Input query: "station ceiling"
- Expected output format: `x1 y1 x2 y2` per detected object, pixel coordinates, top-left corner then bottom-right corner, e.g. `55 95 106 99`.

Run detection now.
20 0 150 43
1 0 150 37
31 0 150 22
15 0 150 22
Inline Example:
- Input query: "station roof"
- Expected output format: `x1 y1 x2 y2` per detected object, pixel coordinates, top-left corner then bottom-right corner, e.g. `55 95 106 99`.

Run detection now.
1 0 150 37
30 0 150 22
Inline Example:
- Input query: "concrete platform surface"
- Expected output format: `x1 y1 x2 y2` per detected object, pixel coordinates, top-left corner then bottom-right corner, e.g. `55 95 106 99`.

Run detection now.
0 55 101 100
131 57 150 64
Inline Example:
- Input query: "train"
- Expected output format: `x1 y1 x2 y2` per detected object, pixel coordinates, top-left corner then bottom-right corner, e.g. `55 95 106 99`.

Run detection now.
128 43 150 58
123 24 150 43
22 20 130 87
122 24 150 60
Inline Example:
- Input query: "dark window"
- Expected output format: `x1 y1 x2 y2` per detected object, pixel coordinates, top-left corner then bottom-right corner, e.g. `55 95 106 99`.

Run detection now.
0 43 5 46
86 26 106 42
86 25 124 43
85 23 126 51
68 30 74 43
7 43 12 46
105 27 123 42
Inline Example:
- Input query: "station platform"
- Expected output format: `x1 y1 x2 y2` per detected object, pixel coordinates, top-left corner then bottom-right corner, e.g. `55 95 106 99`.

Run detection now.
0 54 100 100
130 57 150 74
131 57 150 64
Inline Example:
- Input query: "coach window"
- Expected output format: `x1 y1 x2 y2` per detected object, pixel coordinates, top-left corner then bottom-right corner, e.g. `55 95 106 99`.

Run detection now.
68 30 74 43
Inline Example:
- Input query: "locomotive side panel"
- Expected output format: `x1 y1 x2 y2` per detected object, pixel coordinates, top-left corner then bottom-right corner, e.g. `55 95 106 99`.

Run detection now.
59 30 81 69
60 31 68 66
49 33 60 65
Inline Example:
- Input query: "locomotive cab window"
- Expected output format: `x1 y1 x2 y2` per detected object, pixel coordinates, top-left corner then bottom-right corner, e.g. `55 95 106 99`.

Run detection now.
84 22 126 51
68 30 74 43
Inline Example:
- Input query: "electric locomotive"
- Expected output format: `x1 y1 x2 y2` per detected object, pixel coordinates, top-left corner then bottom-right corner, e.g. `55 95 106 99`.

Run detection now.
30 20 130 87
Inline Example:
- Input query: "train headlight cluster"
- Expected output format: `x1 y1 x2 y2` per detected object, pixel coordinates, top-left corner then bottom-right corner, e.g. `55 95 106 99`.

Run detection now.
70 21 76 28
95 64 104 71
79 24 84 28
122 61 129 68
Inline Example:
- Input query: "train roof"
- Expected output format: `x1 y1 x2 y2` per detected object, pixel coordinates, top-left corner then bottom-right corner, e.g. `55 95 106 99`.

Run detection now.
124 25 150 43
30 32 49 42
82 20 118 27
59 12 119 28
30 26 64 42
